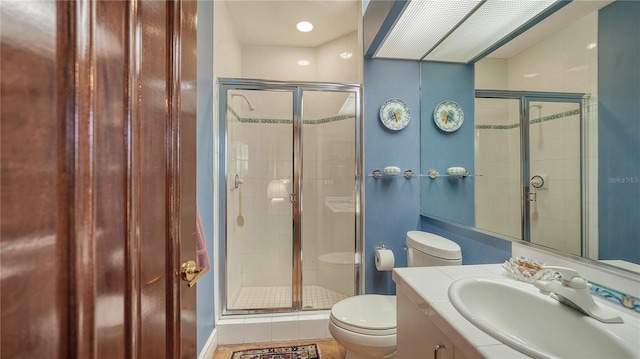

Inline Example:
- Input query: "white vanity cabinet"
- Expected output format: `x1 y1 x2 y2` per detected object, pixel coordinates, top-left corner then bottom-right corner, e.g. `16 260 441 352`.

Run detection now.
396 288 467 359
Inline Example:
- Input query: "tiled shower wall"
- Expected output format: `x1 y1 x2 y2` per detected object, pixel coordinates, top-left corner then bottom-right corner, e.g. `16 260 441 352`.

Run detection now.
475 11 598 257
475 98 521 239
226 111 356 307
529 105 582 255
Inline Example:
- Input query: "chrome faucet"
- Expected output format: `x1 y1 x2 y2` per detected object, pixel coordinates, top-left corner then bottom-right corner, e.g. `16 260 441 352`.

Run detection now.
533 266 623 323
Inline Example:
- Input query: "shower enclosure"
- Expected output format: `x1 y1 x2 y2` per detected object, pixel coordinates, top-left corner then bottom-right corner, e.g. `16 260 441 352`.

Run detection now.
475 90 589 256
218 79 362 314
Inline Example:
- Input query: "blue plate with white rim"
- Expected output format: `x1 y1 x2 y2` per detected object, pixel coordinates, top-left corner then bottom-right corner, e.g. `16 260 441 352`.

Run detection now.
433 100 464 132
379 98 410 131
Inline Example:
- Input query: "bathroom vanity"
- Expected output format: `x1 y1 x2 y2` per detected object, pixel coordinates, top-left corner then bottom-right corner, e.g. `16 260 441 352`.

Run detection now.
393 264 640 359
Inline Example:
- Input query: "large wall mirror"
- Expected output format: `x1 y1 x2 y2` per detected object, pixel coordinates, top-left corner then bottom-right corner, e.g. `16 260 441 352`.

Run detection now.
420 0 639 273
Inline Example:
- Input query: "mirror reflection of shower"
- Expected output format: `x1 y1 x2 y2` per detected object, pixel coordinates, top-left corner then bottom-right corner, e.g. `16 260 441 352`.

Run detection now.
530 104 543 118
531 104 544 145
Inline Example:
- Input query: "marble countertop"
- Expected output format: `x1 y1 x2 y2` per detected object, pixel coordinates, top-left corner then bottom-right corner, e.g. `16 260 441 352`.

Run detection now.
392 264 640 359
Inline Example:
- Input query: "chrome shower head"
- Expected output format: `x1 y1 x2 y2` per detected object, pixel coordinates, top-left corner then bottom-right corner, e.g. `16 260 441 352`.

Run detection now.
231 93 255 111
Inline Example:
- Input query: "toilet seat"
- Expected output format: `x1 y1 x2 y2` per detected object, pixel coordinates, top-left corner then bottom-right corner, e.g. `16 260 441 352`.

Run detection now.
330 295 396 336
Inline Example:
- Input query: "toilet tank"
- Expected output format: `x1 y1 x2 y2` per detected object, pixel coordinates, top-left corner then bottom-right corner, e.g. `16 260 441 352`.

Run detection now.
406 231 462 267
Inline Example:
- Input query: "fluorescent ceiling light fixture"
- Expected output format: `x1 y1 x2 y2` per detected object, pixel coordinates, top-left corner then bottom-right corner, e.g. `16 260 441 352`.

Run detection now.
297 59 310 66
373 0 566 63
296 21 313 32
375 0 482 60
340 52 353 59
424 0 560 63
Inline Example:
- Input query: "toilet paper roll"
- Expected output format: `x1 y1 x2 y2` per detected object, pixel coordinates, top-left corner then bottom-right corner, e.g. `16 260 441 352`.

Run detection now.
375 248 395 271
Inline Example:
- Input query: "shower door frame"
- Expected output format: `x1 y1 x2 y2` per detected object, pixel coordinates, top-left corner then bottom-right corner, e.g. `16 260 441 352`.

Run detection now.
218 78 363 315
475 90 589 255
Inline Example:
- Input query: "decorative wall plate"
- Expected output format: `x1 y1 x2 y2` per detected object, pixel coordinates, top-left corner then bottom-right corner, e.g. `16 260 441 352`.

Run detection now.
379 98 410 131
433 100 464 132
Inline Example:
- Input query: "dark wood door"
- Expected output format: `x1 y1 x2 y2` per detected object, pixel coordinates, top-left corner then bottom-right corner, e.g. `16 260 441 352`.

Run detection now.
0 1 197 358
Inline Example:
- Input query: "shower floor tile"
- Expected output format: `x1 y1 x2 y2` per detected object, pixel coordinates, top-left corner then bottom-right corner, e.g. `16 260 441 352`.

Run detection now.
230 285 348 310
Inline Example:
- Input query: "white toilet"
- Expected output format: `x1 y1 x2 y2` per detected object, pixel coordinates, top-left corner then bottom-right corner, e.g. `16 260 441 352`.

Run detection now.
328 231 462 359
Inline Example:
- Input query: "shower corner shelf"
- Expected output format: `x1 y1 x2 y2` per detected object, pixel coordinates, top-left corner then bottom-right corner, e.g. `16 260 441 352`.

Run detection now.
370 169 415 179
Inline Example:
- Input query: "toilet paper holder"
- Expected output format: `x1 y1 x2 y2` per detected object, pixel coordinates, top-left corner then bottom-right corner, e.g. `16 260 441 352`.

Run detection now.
376 242 387 250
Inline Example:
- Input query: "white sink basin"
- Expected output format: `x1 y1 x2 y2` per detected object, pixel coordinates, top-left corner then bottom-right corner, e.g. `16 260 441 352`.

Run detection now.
448 277 639 359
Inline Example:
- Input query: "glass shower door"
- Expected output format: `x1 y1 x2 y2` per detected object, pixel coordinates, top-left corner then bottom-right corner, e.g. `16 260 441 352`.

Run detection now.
475 92 585 256
224 88 295 311
220 80 361 315
526 100 582 256
300 90 358 310
474 97 522 239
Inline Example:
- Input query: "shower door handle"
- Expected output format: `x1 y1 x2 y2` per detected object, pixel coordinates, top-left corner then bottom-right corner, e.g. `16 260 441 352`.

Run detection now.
289 192 297 204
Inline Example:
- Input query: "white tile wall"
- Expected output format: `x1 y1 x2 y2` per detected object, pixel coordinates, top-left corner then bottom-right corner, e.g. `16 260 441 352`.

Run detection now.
317 31 360 84
529 108 582 255
216 312 332 345
474 98 521 239
241 31 359 83
214 2 242 78
271 315 300 342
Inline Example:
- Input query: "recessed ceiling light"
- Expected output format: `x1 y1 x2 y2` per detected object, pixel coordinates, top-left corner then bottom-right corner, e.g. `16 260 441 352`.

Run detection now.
340 52 353 59
297 60 310 66
296 21 313 33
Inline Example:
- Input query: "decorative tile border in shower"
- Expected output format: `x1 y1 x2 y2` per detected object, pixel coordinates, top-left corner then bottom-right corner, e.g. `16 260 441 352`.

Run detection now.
589 280 640 314
238 118 294 124
237 114 355 125
476 123 520 130
476 109 581 130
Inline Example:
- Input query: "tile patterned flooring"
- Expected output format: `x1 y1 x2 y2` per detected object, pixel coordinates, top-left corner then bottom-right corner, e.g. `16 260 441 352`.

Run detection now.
229 285 347 310
212 339 346 359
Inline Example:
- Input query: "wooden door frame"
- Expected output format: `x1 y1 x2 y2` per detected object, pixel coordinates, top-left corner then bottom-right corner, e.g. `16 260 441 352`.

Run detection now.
1 0 196 358
64 0 198 357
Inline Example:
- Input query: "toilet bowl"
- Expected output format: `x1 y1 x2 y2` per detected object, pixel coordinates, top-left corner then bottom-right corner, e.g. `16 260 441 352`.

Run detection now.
328 231 461 359
328 295 396 359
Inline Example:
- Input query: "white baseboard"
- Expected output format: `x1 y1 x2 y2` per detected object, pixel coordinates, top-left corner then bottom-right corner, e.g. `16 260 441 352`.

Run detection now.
198 328 218 359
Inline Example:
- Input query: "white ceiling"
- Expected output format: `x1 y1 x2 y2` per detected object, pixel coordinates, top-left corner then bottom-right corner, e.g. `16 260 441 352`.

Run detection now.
223 0 359 48
222 0 612 60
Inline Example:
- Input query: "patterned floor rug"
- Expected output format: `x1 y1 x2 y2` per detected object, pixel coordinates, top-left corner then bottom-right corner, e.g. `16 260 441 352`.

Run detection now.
230 343 319 359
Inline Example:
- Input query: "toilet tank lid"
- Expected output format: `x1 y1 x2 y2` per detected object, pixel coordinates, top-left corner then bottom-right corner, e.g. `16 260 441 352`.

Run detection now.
406 231 461 260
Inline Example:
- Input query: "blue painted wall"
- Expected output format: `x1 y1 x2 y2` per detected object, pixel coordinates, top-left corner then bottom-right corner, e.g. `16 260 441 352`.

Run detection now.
598 1 640 264
364 59 421 295
420 62 475 226
196 0 215 353
420 216 511 265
